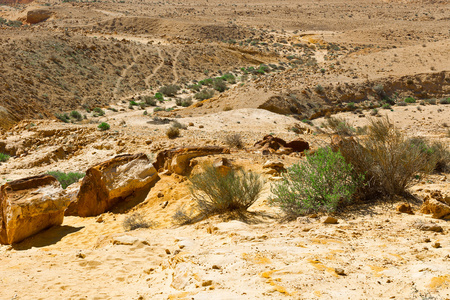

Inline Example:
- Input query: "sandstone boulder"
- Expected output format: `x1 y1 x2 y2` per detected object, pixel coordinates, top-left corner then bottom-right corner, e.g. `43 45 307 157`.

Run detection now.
154 146 230 175
420 190 450 219
26 9 53 24
0 175 69 245
67 153 159 217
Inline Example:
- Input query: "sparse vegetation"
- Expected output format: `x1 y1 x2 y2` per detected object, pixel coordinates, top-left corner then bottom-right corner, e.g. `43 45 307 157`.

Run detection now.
123 212 152 231
189 165 264 216
195 89 215 100
98 122 110 131
93 107 105 116
271 147 363 217
159 85 180 97
224 134 244 149
55 113 70 123
0 153 10 162
323 117 355 136
404 96 416 103
70 110 82 121
47 171 85 189
166 126 180 139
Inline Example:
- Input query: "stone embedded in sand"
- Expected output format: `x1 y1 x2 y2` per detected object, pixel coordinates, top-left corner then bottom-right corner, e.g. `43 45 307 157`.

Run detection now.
285 138 310 153
154 146 230 175
396 203 414 215
112 235 149 246
322 216 338 224
415 222 443 232
26 9 53 24
420 190 450 219
67 153 159 217
0 174 70 245
254 135 309 154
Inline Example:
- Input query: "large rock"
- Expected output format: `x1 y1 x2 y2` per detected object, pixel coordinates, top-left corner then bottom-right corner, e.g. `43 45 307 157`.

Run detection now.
26 9 53 24
154 146 230 175
67 153 159 217
420 190 450 219
254 135 309 154
0 175 69 245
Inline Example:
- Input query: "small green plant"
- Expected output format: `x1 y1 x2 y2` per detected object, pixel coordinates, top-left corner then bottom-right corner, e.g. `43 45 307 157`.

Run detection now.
70 110 82 121
195 89 215 100
404 96 416 103
98 122 110 131
213 78 227 92
129 100 138 106
382 103 391 109
166 126 180 139
153 107 164 112
93 107 105 116
0 153 10 162
143 96 156 106
189 165 264 216
55 113 70 123
323 117 355 136
347 102 356 109
155 92 164 101
47 171 85 189
315 84 324 93
123 212 152 231
439 98 450 104
271 147 363 217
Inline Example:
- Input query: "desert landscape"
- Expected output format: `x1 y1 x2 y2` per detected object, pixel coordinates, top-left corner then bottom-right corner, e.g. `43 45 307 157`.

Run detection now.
0 0 449 299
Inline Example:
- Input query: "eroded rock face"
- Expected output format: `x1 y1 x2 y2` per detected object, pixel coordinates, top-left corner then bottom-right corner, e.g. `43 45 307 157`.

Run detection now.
420 190 450 219
0 175 69 245
26 9 53 24
67 154 159 217
154 146 230 175
253 135 309 154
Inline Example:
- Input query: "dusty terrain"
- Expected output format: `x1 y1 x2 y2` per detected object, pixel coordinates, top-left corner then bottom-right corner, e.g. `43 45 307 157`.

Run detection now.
0 0 449 299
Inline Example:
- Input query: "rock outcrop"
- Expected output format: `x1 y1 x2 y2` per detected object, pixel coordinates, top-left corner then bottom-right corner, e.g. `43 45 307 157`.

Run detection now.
0 175 69 244
66 154 159 217
26 9 53 24
154 146 230 175
254 135 309 154
420 190 450 219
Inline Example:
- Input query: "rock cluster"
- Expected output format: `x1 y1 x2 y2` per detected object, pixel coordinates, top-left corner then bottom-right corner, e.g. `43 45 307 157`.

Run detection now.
420 190 450 219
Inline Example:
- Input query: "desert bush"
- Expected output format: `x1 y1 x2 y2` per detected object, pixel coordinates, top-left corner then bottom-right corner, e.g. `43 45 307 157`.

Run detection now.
397 101 407 106
195 89 215 100
323 117 355 136
270 147 363 217
153 107 164 112
221 73 236 84
98 122 110 131
382 103 391 109
159 85 180 97
172 206 196 225
408 138 450 173
175 97 193 107
155 92 164 101
55 113 70 123
0 153 10 162
315 84 324 93
337 117 432 197
123 212 152 231
404 96 416 103
70 110 82 121
171 120 187 129
189 165 264 216
188 84 202 92
47 171 85 189
166 126 180 139
93 107 105 116
213 78 227 92
439 98 450 104
224 134 244 149
143 96 157 106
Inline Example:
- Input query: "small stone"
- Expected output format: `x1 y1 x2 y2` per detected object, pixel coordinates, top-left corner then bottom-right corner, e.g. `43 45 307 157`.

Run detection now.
199 125 204 128
173 249 181 255
188 122 194 126
76 251 86 259
157 192 164 198
431 242 441 248
96 216 104 223
423 237 431 243
212 265 221 270
396 203 414 214
145 140 152 145
335 268 345 275
322 216 338 224
202 280 213 287
165 249 171 255
161 201 168 209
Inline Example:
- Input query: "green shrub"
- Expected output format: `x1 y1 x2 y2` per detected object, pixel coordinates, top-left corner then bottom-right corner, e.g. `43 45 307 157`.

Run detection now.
47 171 85 189
224 134 244 149
195 89 215 100
0 153 10 162
189 165 264 216
404 96 416 103
323 117 355 136
153 107 164 112
221 73 236 84
188 84 202 92
123 212 152 231
159 85 180 97
171 120 187 129
315 84 324 93
98 122 110 131
270 147 363 217
70 110 82 121
347 102 355 109
440 98 450 104
155 92 164 101
408 138 450 173
176 97 193 107
55 113 70 123
93 107 105 116
213 78 227 92
129 100 138 106
382 103 391 109
143 96 157 106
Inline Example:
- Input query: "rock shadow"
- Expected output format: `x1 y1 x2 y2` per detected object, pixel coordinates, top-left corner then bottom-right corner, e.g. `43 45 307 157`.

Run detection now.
12 225 84 250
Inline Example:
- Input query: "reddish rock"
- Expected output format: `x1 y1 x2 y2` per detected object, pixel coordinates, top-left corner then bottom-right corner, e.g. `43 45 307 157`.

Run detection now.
285 138 310 152
67 153 159 217
254 135 309 153
0 175 69 245
396 203 414 215
26 9 53 24
154 146 230 175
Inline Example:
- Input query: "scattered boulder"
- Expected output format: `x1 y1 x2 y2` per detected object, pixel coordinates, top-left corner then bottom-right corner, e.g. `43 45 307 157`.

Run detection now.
254 135 309 154
420 190 450 219
154 146 230 175
0 175 70 244
415 221 443 232
396 203 414 215
66 153 159 217
26 9 53 24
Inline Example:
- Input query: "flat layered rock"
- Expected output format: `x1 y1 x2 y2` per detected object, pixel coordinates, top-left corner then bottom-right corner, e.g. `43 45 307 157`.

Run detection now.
0 174 69 244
